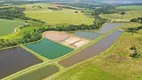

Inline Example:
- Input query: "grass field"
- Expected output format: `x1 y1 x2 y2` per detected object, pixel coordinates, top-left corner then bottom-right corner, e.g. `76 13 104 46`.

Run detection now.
0 19 24 36
52 63 119 80
116 5 142 10
49 23 142 80
100 10 142 22
20 3 94 25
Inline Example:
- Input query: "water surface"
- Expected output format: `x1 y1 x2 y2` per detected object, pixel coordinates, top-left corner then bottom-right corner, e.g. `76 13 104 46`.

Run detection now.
75 32 101 40
0 47 42 79
59 30 122 67
25 38 73 59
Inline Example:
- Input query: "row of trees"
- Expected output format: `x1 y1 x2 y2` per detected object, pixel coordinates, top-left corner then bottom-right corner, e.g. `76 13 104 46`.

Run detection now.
0 29 41 49
48 7 62 10
37 24 100 33
130 17 142 23
127 25 142 34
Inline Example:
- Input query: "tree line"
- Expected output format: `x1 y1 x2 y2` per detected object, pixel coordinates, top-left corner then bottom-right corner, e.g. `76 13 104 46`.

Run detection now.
0 7 46 23
0 29 41 49
130 17 142 23
127 25 142 34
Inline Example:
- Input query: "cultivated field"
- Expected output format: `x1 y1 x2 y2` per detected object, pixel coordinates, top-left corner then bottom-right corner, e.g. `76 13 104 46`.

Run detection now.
0 47 42 79
43 31 89 48
20 3 94 25
100 10 142 22
0 19 24 36
25 38 73 59
116 5 142 10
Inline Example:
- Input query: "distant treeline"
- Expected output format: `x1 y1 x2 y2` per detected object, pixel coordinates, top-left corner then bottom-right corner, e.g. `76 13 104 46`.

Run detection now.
58 6 78 10
48 7 62 10
37 24 100 33
0 7 46 23
57 2 107 9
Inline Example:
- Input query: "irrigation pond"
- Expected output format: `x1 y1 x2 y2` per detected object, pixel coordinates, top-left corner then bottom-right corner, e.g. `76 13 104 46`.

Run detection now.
12 65 59 80
25 38 74 59
75 32 101 40
0 47 42 79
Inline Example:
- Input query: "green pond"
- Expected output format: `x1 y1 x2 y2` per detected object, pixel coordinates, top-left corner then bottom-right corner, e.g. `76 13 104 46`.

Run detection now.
25 38 73 59
13 65 59 80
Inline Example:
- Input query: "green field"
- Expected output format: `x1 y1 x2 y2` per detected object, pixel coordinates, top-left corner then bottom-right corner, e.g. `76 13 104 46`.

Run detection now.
20 3 94 25
13 65 59 80
0 19 24 36
25 38 73 59
100 10 142 22
52 62 119 80
116 5 142 10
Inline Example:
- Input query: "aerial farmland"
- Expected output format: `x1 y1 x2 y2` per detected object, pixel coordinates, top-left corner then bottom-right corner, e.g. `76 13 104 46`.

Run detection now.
0 0 142 80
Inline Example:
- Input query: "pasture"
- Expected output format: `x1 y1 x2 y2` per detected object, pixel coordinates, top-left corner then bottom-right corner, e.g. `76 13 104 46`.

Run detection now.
0 47 42 79
21 3 94 25
0 19 24 36
52 62 118 80
90 30 142 80
13 65 59 80
100 10 142 22
116 5 142 10
25 38 73 59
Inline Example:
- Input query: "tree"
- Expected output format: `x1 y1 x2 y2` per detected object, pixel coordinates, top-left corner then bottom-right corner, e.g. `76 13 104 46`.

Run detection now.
120 12 125 17
75 11 78 13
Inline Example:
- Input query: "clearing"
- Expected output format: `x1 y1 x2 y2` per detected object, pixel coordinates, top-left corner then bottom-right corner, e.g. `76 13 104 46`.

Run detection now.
43 31 89 48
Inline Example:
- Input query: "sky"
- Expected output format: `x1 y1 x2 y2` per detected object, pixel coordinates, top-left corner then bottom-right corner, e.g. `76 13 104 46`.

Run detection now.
1 0 142 3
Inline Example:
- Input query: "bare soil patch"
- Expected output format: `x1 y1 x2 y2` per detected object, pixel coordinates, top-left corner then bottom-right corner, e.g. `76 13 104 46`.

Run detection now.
43 31 89 48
